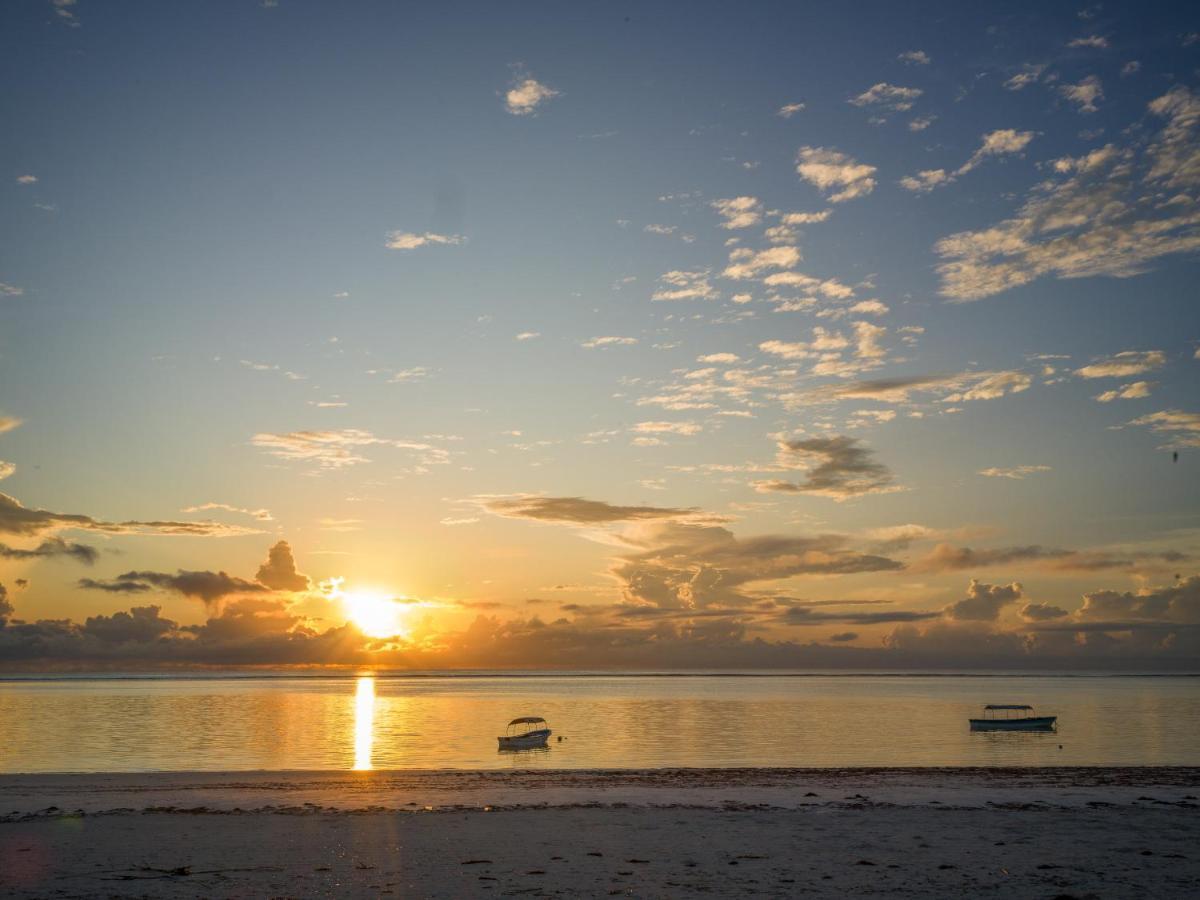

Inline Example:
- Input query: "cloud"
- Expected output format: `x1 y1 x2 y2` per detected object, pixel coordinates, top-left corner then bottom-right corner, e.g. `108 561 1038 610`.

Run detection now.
15 175 37 185
0 283 24 297
944 579 1024 621
76 577 153 594
723 246 801 279
0 416 21 435
978 465 1051 479
255 540 309 592
898 50 930 65
1068 35 1109 49
1022 602 1069 621
514 331 542 341
0 537 99 565
752 436 899 499
581 336 638 348
795 147 877 202
632 421 702 436
480 495 694 525
612 519 903 609
504 74 561 116
1074 575 1200 623
912 542 1188 574
0 462 13 481
900 129 1035 192
652 270 717 301
1074 350 1166 378
711 196 763 229
789 370 1032 407
1128 410 1200 448
935 89 1200 300
181 502 274 521
1095 381 1152 402
82 569 268 607
698 353 740 364
849 83 923 118
908 115 936 132
1060 75 1104 113
777 102 805 118
385 231 466 250
0 492 261 539
1004 63 1048 91
250 429 447 469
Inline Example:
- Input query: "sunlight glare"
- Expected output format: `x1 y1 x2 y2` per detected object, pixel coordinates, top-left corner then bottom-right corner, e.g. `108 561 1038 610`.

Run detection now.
339 588 408 639
353 676 375 771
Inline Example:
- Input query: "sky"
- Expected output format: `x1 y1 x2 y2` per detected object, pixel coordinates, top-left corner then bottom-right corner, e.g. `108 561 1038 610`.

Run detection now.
1 0 1199 669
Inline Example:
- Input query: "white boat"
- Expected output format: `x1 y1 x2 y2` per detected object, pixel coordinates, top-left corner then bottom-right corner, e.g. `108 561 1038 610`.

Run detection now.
497 716 552 750
969 704 1057 731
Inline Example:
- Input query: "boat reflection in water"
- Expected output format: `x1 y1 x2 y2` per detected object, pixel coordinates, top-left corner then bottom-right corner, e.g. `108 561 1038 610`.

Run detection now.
353 676 375 770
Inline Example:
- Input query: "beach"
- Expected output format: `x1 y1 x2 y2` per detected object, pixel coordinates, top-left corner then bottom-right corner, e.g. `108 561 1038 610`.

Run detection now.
3 768 1198 898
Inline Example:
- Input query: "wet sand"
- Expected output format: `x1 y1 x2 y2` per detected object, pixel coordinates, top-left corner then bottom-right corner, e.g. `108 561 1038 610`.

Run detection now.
2 768 1198 897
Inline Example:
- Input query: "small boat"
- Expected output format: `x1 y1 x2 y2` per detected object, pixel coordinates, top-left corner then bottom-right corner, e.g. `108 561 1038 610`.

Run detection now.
969 704 1057 731
497 716 552 750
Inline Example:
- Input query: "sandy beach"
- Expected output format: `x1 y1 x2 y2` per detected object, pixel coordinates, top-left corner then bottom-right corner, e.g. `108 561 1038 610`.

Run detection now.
1 768 1197 897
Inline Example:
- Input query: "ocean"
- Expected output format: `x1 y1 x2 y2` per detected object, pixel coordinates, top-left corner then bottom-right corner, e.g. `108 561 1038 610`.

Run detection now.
2 672 1197 773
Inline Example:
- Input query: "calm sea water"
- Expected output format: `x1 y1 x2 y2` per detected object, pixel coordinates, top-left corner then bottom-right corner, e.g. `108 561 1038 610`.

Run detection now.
1 673 1197 773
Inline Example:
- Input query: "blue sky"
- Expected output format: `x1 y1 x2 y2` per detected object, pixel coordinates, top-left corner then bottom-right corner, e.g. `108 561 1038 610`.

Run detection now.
1 0 1198 668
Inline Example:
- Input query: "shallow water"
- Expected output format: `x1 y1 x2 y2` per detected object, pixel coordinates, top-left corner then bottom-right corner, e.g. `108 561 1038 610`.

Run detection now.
1 673 1197 772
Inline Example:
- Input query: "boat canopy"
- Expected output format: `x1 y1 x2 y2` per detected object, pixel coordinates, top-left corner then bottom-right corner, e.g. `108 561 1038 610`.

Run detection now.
508 716 546 726
984 704 1032 710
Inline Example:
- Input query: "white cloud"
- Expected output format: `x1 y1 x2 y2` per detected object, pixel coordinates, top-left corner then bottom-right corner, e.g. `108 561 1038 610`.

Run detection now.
723 245 801 279
777 102 806 118
935 87 1200 301
776 210 832 225
1122 61 1141 76
652 269 717 301
1095 381 1152 402
898 50 931 65
711 196 763 229
251 429 447 469
908 115 936 132
849 299 889 316
901 129 1035 192
632 421 702 436
1061 75 1104 113
698 353 740 364
385 231 466 250
899 169 950 193
515 331 542 341
849 83 923 117
1075 350 1166 379
1128 410 1200 448
0 461 13 480
505 74 561 116
978 465 1051 479
582 336 638 349
15 175 37 185
1068 35 1109 48
1 283 24 297
795 147 877 202
1004 63 1048 91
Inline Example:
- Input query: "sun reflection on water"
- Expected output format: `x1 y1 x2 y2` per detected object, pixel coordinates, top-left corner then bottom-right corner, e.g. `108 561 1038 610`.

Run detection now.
353 676 375 770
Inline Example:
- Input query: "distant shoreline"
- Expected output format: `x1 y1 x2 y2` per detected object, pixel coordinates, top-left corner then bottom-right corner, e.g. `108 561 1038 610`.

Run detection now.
3 669 1199 681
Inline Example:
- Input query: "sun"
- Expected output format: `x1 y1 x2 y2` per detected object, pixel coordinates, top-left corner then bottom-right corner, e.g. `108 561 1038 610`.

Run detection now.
341 589 408 639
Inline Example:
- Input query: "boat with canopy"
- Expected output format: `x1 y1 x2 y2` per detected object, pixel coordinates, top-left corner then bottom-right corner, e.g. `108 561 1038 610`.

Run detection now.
969 704 1057 731
497 716 552 750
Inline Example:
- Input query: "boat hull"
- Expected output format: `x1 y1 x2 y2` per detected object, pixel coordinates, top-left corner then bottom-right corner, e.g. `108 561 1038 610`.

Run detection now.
497 728 552 750
969 716 1057 731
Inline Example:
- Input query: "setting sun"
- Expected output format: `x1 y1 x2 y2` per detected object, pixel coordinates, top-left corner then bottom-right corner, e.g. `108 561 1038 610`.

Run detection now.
341 590 408 639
